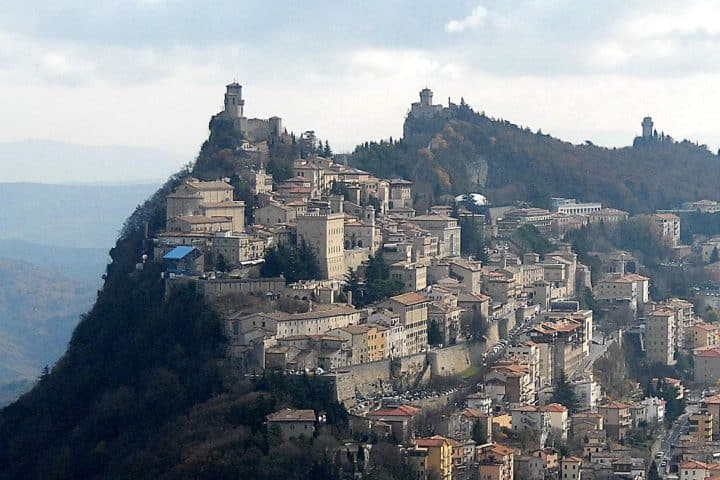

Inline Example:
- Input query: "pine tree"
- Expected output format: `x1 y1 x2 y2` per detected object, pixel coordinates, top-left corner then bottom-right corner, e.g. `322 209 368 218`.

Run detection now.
552 369 580 412
648 460 661 480
710 246 719 264
323 140 333 157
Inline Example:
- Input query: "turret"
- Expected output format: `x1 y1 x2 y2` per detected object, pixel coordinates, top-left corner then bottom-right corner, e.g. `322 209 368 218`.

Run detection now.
224 82 245 118
642 116 654 140
419 88 433 107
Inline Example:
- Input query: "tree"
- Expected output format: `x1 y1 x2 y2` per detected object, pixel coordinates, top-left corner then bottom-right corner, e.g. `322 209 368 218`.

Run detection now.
261 241 321 283
472 420 488 444
711 246 719 264
215 253 229 272
552 369 580 413
427 321 442 346
648 460 661 480
323 140 333 158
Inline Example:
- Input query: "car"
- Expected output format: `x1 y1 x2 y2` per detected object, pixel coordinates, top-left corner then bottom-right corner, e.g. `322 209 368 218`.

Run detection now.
655 451 664 459
660 460 667 467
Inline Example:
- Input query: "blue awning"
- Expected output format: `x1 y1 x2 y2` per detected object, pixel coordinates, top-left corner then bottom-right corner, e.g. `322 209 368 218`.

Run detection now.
163 246 196 260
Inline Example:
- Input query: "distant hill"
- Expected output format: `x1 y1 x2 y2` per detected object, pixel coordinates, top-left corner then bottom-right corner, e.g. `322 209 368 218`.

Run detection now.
0 239 108 284
0 259 95 402
350 103 720 213
0 140 186 184
0 182 161 248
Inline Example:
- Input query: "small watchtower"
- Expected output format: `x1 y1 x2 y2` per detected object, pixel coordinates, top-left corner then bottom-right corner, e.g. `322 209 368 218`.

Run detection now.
641 116 654 140
224 82 245 118
419 88 433 107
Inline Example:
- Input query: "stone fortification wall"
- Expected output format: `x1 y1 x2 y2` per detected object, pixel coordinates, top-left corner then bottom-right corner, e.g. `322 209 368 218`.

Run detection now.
325 343 488 406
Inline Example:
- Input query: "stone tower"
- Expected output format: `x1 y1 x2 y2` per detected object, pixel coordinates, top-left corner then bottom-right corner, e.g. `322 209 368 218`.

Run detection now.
642 116 654 140
419 88 433 107
224 82 244 118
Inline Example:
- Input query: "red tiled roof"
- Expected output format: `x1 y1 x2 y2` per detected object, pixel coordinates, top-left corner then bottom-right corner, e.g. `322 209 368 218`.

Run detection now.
390 292 429 306
415 435 449 447
369 405 421 417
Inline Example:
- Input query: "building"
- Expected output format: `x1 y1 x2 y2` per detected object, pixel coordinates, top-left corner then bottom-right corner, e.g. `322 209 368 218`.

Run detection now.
641 116 654 139
561 456 582 480
255 305 360 339
213 82 282 141
266 408 316 440
703 395 720 440
510 406 550 447
645 309 676 365
679 460 720 480
408 214 461 258
367 404 421 442
383 292 430 355
597 401 631 441
690 322 720 350
639 397 666 424
554 200 602 216
652 213 681 247
477 443 516 480
689 410 713 443
587 208 629 225
389 179 414 210
541 403 569 441
413 435 453 480
296 211 345 280
409 88 444 119
163 245 204 275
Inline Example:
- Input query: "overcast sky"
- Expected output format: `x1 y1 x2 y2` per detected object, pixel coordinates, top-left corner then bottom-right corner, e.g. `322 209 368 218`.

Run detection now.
3 0 720 181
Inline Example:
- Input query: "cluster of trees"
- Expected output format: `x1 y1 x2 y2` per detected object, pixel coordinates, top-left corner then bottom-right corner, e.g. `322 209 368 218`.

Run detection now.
512 224 554 257
350 99 720 214
644 378 687 425
344 253 403 307
261 241 321 283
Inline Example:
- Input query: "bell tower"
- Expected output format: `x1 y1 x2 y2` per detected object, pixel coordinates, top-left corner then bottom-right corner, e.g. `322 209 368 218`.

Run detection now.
224 82 245 118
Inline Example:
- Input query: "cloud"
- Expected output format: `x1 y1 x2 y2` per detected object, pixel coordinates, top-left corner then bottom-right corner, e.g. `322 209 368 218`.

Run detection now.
445 5 488 33
626 2 720 38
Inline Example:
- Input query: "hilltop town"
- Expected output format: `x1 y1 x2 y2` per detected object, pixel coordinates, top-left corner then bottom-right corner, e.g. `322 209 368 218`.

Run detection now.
140 84 720 480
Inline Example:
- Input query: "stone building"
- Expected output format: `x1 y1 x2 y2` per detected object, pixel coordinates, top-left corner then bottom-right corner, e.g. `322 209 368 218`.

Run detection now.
296 210 345 280
383 292 430 355
266 409 315 440
213 82 282 141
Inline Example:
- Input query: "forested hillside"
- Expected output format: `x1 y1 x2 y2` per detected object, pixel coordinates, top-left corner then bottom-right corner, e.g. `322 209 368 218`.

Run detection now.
0 260 96 402
350 102 720 213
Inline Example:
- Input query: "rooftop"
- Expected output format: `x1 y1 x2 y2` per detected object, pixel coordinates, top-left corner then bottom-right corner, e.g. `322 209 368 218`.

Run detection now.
390 292 429 306
267 408 316 422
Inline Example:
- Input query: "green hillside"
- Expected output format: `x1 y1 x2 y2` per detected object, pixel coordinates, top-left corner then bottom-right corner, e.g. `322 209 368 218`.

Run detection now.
350 102 720 213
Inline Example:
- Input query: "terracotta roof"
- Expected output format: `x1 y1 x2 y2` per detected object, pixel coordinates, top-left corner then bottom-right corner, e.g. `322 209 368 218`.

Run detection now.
414 435 449 448
368 405 421 417
541 403 568 413
563 456 582 464
488 443 516 456
390 292 429 306
704 395 720 404
600 401 629 409
694 322 720 332
267 408 316 422
695 347 720 358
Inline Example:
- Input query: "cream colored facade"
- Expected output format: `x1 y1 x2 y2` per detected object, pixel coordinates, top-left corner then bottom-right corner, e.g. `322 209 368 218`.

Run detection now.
413 436 453 480
690 322 720 349
296 211 345 280
257 305 360 339
385 292 430 355
652 213 681 247
166 178 245 233
645 309 676 365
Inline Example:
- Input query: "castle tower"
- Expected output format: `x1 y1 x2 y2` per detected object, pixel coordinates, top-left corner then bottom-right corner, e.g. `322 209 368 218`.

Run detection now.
642 116 654 140
224 82 245 118
419 88 433 107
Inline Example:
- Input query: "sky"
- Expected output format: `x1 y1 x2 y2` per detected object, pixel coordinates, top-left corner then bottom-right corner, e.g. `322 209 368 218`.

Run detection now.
2 0 720 182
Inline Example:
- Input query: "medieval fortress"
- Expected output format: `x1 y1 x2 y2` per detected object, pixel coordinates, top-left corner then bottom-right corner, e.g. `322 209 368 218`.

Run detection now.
213 82 283 141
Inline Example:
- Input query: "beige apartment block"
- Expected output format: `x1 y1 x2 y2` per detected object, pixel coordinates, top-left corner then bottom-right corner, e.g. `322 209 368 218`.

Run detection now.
296 211 345 280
